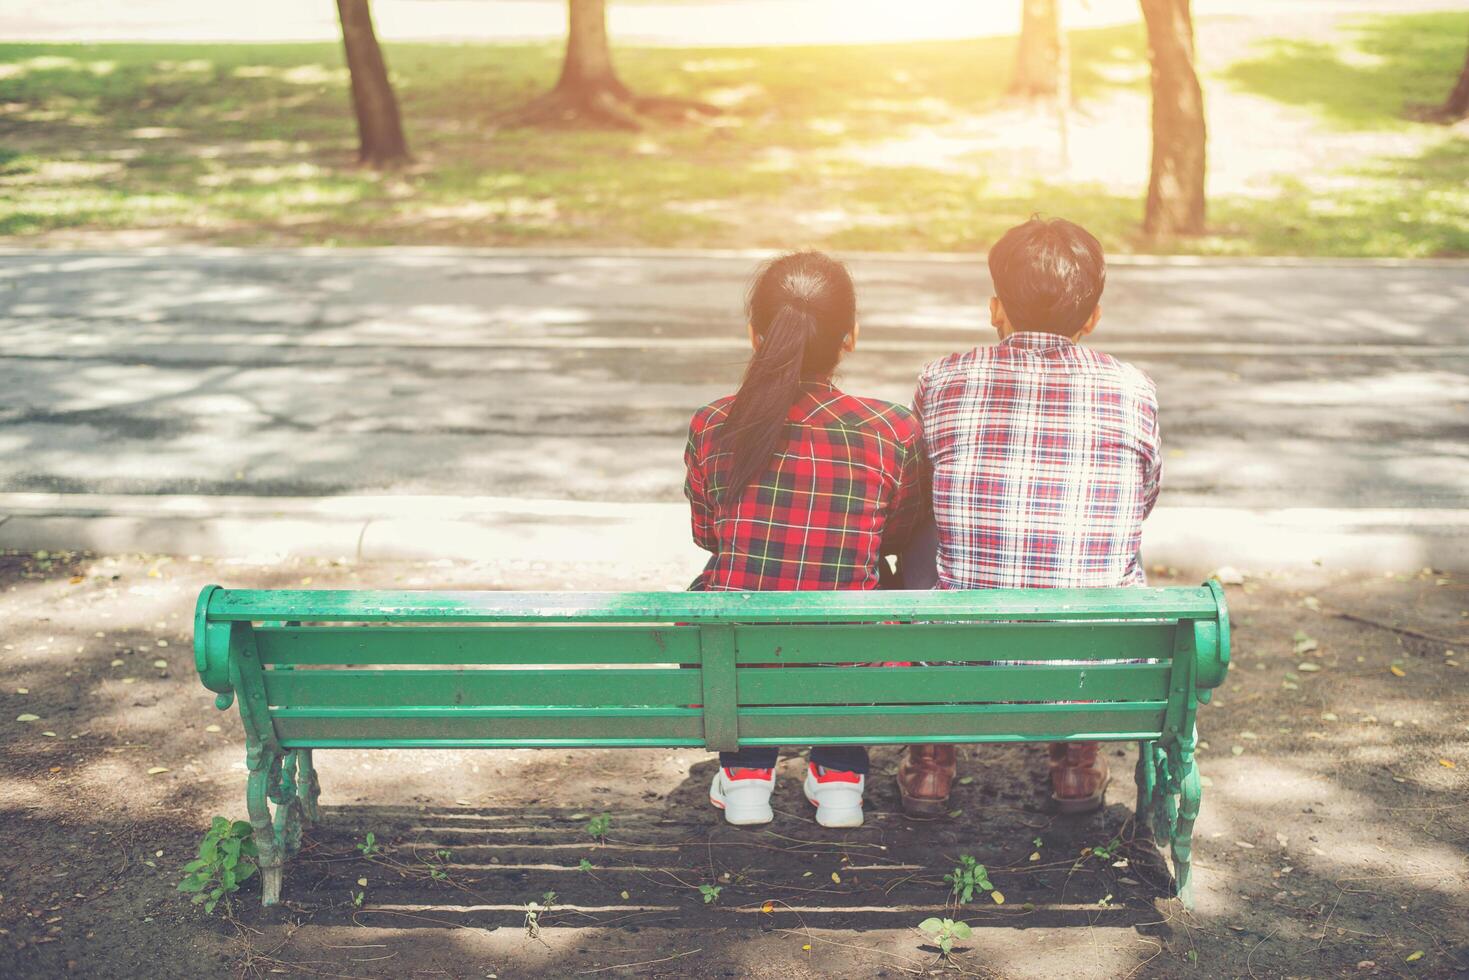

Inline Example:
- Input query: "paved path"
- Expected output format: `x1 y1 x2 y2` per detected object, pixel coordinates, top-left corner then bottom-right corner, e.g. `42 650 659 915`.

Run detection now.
1 248 1466 571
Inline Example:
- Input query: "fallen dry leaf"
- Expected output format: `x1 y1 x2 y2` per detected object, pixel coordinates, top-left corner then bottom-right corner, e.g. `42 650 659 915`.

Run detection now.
16 714 39 722
205 724 221 733
147 766 169 775
1440 759 1456 769
1389 665 1406 677
991 890 1005 904
830 872 841 884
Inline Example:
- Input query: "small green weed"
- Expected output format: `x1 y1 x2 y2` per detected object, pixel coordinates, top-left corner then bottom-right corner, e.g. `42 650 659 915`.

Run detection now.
356 831 379 857
578 858 594 872
177 816 258 915
585 813 611 842
918 917 972 958
944 854 995 905
699 883 722 904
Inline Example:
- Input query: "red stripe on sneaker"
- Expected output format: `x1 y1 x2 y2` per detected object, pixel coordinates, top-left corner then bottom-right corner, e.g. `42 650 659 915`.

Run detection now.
810 764 861 784
725 768 773 781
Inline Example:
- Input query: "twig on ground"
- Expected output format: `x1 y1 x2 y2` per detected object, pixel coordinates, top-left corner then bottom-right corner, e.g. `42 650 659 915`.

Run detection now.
574 947 702 974
1328 610 1463 646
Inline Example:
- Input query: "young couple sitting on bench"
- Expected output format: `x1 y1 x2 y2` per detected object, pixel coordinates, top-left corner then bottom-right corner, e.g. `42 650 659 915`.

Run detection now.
687 217 1162 829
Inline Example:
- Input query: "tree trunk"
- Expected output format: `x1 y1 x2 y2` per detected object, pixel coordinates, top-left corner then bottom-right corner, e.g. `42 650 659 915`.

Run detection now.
336 0 409 167
514 0 718 129
556 0 629 99
1011 0 1061 99
1442 33 1469 119
1140 0 1206 238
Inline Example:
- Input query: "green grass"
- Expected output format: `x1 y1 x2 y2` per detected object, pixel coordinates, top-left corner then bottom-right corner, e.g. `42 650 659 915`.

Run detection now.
0 11 1465 256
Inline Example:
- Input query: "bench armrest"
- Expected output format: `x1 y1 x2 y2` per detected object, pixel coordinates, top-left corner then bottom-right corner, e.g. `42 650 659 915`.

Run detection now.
1193 578 1231 695
194 584 235 707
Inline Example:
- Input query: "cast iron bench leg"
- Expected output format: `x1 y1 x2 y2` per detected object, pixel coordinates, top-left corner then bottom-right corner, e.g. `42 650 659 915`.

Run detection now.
1173 746 1201 909
247 753 284 907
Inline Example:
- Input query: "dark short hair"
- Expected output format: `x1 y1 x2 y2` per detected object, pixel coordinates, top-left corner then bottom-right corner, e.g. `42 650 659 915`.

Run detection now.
987 217 1106 335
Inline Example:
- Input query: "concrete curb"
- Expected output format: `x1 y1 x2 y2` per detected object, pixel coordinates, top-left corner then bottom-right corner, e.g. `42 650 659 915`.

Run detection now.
0 493 1464 573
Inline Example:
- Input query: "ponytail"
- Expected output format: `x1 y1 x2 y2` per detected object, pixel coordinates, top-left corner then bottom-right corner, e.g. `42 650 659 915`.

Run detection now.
716 251 855 509
719 304 813 506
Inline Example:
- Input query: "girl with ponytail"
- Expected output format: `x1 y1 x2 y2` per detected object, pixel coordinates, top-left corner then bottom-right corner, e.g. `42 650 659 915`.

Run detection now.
684 251 924 829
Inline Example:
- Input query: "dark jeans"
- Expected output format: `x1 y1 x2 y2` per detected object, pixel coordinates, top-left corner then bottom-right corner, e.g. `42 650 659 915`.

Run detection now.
720 744 869 774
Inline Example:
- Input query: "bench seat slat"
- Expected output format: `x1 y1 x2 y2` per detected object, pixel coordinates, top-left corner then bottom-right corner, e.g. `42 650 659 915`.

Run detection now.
737 702 1167 743
735 663 1171 705
254 626 701 665
211 587 1217 623
274 709 704 745
269 701 1165 746
264 668 701 708
732 623 1175 664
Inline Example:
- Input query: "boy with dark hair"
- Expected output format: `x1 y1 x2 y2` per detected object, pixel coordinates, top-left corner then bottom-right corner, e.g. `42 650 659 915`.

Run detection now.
896 217 1161 817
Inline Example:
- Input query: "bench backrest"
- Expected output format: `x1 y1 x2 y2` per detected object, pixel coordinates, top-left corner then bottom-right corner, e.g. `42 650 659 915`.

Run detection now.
194 585 1229 756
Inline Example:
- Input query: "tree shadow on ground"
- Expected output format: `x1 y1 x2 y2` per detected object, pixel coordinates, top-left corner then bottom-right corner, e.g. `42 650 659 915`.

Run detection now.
1223 10 1469 129
2 558 1468 977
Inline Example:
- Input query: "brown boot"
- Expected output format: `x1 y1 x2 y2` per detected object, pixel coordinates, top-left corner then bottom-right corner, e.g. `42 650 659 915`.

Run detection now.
1048 741 1110 814
897 744 958 817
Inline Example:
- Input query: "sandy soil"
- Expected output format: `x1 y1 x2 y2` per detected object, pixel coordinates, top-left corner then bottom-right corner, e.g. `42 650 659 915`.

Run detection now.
0 551 1465 978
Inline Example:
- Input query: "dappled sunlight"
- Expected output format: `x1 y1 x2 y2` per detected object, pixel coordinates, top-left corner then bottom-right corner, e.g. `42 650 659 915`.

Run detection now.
195 162 327 187
232 63 346 85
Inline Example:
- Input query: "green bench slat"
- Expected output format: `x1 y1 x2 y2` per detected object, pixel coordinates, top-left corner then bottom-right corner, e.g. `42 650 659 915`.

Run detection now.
731 622 1175 664
260 662 1170 710
263 668 702 708
274 709 704 744
737 702 1167 743
267 701 1164 746
254 626 701 665
734 663 1171 705
209 587 1218 624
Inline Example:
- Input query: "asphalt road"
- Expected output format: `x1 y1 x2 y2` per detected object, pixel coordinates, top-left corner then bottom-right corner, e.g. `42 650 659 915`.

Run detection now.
1 248 1466 569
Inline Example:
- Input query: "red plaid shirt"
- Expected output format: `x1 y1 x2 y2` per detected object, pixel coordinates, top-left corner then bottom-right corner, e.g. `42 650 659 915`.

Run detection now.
685 382 923 591
914 332 1161 590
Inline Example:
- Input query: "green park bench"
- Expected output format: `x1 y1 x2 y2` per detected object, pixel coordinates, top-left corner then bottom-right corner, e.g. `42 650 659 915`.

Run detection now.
192 583 1229 908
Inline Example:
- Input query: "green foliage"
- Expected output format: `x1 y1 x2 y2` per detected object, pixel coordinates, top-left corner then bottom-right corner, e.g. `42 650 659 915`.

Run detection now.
425 847 451 881
944 854 993 905
1089 837 1123 862
584 813 611 842
578 858 594 872
698 883 722 905
356 831 379 857
917 917 972 958
177 816 258 915
351 889 364 908
2 16 1463 257
522 890 558 941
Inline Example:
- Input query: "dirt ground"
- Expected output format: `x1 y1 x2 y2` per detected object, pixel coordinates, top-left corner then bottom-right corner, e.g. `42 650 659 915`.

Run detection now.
0 551 1465 979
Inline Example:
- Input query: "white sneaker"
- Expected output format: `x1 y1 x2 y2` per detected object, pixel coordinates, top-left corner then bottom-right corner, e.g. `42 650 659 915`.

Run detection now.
803 763 865 828
709 767 776 826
